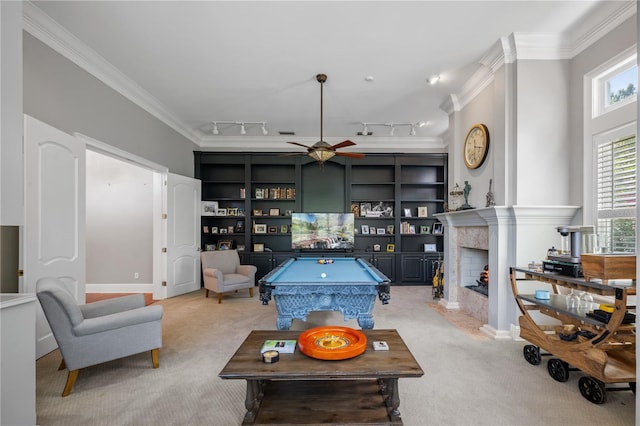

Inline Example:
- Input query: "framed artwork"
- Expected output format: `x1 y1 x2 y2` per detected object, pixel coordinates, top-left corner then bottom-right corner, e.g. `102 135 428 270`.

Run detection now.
253 209 263 216
237 208 246 217
432 223 444 235
211 226 218 234
372 201 394 217
254 224 267 234
424 243 437 252
369 227 377 234
268 226 278 234
237 244 245 251
351 203 360 217
205 244 216 251
373 244 381 252
216 208 227 216
201 201 218 216
255 188 265 199
203 226 209 234
280 225 288 233
386 243 395 253
420 225 431 234
269 208 280 216
227 207 238 216
360 202 372 217
417 206 428 217
219 228 227 234
217 240 232 250
377 228 386 235
361 224 370 235
403 208 412 217
253 243 265 252
235 220 245 233
386 225 395 234
285 209 293 216
227 226 234 233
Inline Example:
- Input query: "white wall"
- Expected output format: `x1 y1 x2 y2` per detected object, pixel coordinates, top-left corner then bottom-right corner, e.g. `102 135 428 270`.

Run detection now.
86 151 153 286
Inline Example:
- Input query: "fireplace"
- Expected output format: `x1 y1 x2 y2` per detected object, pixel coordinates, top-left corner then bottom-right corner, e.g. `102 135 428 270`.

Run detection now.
434 206 580 340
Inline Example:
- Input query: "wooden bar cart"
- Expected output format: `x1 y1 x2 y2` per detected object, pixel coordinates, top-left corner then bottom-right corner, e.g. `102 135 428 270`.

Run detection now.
510 267 636 404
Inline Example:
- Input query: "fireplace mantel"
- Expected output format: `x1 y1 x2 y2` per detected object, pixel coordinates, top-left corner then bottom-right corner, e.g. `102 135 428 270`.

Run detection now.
434 206 580 339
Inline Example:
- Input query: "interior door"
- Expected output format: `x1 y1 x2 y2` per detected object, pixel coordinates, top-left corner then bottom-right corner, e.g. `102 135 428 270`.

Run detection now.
23 115 86 358
165 173 201 297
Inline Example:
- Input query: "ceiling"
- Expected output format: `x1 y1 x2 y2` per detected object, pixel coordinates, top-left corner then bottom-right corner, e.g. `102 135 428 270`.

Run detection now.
27 1 625 153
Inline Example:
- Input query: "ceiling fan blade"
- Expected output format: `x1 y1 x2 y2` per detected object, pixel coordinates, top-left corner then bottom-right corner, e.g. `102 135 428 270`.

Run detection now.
331 140 356 150
287 141 314 149
335 152 366 159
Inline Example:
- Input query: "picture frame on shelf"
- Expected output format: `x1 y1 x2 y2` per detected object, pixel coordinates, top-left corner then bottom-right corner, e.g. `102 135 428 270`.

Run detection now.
369 227 377 234
237 208 246 217
377 228 386 235
237 244 245 251
420 225 431 234
280 225 288 233
219 228 227 234
386 225 395 234
403 208 412 217
254 224 267 234
386 243 395 253
205 244 216 251
432 223 444 235
255 188 265 199
269 208 280 216
417 206 428 218
235 220 245 233
285 209 293 216
409 225 416 234
268 226 278 234
203 226 209 234
253 209 263 216
361 224 369 235
360 202 372 217
351 203 360 217
372 201 394 217
373 244 381 252
424 243 437 252
201 201 218 216
217 240 233 250
227 226 234 233
216 208 227 216
253 243 265 252
227 207 238 216
211 226 218 234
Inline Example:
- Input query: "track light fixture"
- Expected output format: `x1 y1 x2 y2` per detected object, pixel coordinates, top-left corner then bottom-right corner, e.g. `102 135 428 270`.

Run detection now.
361 122 421 136
210 121 268 136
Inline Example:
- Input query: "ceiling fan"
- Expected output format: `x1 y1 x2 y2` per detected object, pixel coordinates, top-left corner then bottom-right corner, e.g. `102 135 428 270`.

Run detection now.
287 74 365 163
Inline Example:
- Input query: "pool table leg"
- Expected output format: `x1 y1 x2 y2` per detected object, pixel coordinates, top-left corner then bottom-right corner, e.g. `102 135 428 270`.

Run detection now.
277 316 293 330
357 314 374 329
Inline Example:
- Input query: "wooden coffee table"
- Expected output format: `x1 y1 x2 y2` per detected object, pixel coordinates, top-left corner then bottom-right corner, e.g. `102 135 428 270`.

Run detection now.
219 329 424 425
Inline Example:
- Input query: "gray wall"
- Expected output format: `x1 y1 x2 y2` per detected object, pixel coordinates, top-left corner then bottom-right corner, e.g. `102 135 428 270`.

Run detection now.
22 32 197 177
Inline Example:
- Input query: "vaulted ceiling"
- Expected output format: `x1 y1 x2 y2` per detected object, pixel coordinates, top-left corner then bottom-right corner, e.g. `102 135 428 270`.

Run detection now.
27 1 633 153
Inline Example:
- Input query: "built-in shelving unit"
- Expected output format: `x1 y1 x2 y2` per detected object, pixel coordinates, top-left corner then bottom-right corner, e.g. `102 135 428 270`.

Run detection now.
194 152 447 284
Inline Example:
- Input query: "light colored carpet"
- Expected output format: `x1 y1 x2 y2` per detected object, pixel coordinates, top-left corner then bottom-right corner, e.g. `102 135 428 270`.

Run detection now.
36 286 635 425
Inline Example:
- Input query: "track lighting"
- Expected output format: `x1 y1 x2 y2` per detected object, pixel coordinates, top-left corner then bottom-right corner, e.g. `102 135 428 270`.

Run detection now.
210 121 268 136
360 122 421 136
427 75 440 85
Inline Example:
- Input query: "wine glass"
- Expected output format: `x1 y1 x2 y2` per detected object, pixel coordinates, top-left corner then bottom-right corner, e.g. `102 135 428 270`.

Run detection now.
579 291 594 311
566 289 580 310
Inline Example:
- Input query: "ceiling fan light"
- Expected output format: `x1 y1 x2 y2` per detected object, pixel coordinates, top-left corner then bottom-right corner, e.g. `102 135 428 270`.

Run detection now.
308 149 335 163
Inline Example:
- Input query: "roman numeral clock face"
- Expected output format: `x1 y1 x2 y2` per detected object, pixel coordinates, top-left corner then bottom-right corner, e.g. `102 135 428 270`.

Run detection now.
463 124 489 169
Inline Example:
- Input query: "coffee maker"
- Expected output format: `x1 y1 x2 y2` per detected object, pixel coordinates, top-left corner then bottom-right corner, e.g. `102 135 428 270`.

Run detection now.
543 225 596 277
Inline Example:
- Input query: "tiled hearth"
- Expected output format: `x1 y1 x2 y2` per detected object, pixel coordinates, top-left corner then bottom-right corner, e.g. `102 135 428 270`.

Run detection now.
434 206 579 340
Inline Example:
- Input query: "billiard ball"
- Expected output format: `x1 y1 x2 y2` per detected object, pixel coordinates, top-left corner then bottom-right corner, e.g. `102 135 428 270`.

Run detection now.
320 273 327 278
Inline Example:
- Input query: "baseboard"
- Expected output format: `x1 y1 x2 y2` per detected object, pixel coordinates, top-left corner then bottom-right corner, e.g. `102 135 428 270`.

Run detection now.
479 324 513 340
438 298 460 310
86 283 154 293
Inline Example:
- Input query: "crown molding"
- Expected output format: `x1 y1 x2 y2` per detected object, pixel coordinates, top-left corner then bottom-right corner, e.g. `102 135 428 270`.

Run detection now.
22 1 200 145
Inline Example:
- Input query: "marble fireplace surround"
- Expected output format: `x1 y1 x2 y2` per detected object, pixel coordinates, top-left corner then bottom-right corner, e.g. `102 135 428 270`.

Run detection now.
434 206 579 340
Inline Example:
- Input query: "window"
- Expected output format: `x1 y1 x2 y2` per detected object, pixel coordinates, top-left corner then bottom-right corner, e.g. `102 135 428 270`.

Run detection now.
596 134 636 252
592 52 637 117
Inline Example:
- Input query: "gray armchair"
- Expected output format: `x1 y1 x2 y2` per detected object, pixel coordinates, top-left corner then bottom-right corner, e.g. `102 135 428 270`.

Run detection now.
36 277 163 396
201 250 257 303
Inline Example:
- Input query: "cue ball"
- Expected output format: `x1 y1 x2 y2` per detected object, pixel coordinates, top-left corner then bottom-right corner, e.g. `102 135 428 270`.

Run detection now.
321 272 327 278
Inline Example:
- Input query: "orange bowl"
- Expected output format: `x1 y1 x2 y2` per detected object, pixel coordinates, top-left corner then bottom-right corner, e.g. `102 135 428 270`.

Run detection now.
297 326 367 360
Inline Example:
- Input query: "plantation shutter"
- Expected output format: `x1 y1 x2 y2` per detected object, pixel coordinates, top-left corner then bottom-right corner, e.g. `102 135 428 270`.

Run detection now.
596 136 636 252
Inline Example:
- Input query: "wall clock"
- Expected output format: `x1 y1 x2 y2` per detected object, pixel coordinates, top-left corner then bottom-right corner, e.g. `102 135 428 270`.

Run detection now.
463 123 490 169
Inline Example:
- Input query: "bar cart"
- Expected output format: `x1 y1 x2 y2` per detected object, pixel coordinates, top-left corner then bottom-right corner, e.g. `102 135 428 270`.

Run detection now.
510 267 635 404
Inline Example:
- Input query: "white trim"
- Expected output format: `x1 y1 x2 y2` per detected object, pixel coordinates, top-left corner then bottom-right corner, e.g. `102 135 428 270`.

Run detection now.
75 133 169 173
85 283 154 293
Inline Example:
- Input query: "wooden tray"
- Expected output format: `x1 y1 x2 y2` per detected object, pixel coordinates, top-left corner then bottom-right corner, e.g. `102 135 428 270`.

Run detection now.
581 253 636 284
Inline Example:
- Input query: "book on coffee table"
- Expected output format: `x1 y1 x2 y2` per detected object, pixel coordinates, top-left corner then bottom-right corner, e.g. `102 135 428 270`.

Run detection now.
261 340 297 354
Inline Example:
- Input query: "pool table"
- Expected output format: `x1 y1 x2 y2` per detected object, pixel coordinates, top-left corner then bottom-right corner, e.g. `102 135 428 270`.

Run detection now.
259 257 391 330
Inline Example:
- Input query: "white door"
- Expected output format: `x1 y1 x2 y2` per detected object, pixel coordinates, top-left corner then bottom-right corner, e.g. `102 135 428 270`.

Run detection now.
165 173 201 297
23 115 86 358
